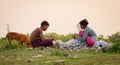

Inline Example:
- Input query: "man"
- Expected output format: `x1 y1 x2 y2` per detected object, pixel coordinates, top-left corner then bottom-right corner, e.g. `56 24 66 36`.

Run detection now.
30 20 54 48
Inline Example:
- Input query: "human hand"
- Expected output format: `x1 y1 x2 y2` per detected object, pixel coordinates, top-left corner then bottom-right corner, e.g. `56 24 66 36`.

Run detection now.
72 35 77 39
50 36 55 41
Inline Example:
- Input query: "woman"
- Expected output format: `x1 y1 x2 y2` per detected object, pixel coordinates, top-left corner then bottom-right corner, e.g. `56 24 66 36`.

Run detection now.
76 19 98 47
54 19 98 50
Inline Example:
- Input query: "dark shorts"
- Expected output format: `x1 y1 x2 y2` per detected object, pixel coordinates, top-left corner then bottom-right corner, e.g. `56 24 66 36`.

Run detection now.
31 40 53 48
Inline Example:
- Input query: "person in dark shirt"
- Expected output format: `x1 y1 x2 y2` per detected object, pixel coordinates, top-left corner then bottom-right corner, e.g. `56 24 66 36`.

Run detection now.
30 20 54 48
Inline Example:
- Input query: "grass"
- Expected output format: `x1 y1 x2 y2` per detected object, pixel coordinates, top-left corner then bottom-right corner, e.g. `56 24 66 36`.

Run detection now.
0 39 120 65
0 47 120 65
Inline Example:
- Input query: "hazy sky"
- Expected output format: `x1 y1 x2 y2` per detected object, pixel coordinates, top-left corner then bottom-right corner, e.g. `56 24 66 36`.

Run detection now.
0 0 120 37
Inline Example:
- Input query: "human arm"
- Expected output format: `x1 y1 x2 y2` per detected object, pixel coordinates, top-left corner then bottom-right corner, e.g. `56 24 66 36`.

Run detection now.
39 28 46 41
39 29 54 41
77 29 89 42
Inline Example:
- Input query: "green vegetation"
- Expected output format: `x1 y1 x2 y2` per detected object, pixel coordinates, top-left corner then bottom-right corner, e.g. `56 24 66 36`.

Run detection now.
44 32 78 42
97 32 120 53
0 32 120 65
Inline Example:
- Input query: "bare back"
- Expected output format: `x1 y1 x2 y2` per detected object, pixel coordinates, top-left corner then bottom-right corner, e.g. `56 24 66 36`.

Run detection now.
30 27 44 42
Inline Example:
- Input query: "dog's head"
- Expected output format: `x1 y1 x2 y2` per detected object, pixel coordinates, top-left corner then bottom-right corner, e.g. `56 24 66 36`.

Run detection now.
25 38 32 48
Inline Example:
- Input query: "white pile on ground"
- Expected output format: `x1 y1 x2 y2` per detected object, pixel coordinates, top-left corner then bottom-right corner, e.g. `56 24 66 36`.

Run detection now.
53 40 112 51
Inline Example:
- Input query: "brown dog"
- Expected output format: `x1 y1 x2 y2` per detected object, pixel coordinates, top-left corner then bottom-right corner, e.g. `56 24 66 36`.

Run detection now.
3 32 32 48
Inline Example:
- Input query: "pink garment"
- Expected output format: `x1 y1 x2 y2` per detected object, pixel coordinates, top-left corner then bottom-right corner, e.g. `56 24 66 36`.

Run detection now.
79 30 94 47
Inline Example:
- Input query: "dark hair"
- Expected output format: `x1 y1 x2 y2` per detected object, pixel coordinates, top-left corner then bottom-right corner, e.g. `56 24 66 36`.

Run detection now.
41 20 49 26
79 19 89 26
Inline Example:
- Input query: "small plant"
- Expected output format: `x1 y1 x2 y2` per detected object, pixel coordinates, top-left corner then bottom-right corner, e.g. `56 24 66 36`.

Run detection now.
38 46 45 50
107 32 120 53
44 32 77 42
50 49 64 56
98 35 110 42
108 42 120 53
108 32 120 43
0 38 27 49
0 38 9 49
